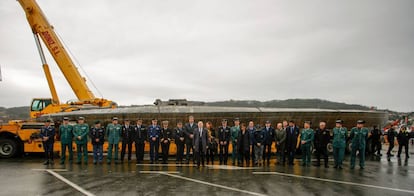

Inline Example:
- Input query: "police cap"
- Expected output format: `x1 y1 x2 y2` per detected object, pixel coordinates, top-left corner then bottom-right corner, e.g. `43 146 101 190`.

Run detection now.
357 120 365 124
335 119 343 124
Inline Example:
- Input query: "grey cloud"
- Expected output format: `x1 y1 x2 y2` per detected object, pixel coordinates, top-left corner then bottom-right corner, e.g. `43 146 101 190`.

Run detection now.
0 0 413 112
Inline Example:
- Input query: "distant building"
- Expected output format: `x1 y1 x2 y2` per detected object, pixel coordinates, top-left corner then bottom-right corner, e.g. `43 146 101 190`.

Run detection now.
154 99 205 106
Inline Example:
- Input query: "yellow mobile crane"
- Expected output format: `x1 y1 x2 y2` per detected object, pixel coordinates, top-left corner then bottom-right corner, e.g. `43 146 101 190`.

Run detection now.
18 0 116 119
0 0 117 158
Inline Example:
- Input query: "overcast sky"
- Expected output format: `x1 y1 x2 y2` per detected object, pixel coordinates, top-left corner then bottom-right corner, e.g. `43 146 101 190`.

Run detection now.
0 0 413 112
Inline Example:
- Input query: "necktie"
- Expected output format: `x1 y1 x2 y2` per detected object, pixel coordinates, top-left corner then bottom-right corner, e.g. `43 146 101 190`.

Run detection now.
138 126 141 138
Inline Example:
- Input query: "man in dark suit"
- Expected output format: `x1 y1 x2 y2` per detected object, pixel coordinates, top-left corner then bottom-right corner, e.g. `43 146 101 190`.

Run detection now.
184 115 198 164
121 119 135 163
134 118 147 164
193 121 208 168
286 120 300 165
314 121 331 168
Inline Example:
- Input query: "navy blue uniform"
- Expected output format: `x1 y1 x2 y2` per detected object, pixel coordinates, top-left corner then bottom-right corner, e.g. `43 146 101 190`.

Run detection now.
286 126 300 165
148 125 161 163
121 124 135 162
262 126 275 163
134 125 147 163
160 128 172 164
218 126 231 165
90 126 105 163
40 125 55 163
174 127 186 163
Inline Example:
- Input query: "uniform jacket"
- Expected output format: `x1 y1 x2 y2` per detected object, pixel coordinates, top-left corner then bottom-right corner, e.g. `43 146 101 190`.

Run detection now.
262 126 275 145
314 128 330 149
332 127 347 148
160 128 173 144
59 124 73 144
350 127 369 149
121 124 134 142
248 127 256 145
218 126 231 143
285 126 300 150
184 123 197 144
73 124 89 145
90 126 105 145
40 126 55 144
148 125 161 143
300 128 314 147
106 123 122 144
174 127 185 145
253 129 265 146
193 128 208 153
134 125 147 143
230 126 240 143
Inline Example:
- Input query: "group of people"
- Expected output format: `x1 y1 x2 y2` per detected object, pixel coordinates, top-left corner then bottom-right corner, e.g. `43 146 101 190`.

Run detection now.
39 115 413 169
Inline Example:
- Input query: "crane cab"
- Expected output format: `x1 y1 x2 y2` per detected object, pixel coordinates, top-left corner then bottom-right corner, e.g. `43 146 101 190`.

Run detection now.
30 98 53 119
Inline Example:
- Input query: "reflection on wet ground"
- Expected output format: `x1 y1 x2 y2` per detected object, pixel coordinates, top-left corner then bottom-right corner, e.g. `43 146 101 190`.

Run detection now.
1 146 413 196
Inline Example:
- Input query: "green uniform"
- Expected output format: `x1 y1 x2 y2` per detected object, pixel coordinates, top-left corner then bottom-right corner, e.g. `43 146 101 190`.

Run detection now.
300 128 314 166
73 123 89 163
230 125 240 164
332 127 347 168
106 123 122 163
350 127 369 168
59 124 73 164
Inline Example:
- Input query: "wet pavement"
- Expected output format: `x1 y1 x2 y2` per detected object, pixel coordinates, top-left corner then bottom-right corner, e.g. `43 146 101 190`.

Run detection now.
1 145 414 196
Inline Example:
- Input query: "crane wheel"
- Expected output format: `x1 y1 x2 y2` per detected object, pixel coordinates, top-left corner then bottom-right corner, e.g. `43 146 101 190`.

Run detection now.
327 143 333 153
0 139 18 158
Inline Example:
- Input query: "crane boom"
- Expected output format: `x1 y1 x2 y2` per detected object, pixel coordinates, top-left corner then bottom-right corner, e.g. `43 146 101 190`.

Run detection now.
19 0 95 101
18 0 116 118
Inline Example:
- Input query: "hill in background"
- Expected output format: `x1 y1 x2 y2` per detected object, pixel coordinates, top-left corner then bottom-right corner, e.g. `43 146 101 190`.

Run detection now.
0 106 30 121
205 99 371 110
